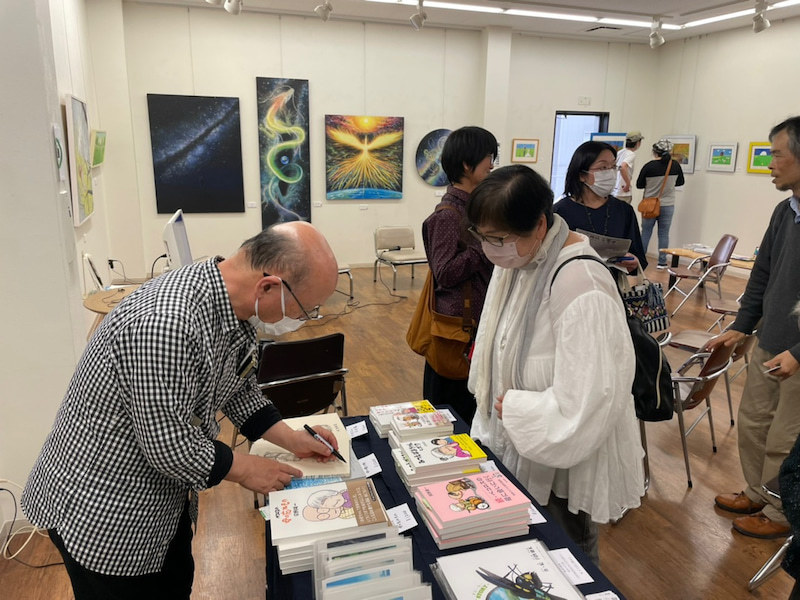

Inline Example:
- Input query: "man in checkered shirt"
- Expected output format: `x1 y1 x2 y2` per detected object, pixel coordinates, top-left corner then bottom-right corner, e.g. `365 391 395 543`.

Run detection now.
22 222 340 599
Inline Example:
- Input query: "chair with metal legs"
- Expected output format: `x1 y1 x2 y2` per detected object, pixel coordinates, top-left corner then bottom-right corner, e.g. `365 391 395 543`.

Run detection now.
748 476 794 591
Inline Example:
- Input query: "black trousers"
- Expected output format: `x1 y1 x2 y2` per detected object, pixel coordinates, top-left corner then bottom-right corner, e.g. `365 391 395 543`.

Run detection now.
423 361 476 427
49 502 194 600
545 492 600 566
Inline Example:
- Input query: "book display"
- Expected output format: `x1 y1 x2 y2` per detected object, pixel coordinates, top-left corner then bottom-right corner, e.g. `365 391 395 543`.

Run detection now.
392 433 487 492
390 409 453 441
268 478 391 574
432 538 584 600
369 400 437 438
414 470 532 549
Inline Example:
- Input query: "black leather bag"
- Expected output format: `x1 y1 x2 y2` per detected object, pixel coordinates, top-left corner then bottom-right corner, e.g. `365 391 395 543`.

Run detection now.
550 255 674 422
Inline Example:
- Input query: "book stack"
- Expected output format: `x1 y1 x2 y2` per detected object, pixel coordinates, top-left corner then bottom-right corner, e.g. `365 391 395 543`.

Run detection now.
250 412 351 481
368 400 437 438
387 409 453 449
391 433 487 492
414 470 532 549
312 529 431 600
431 538 584 600
268 478 391 574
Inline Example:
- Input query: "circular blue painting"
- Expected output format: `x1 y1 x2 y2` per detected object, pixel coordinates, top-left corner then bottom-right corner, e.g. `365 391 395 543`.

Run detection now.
415 128 451 187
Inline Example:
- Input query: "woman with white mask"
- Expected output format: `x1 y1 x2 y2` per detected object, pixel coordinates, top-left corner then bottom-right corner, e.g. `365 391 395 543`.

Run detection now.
467 165 645 565
554 141 647 271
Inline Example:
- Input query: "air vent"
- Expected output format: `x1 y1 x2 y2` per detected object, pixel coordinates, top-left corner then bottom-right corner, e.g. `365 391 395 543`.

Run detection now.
585 25 622 32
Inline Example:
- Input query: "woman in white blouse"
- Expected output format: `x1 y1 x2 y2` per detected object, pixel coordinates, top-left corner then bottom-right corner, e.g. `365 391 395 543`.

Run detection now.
466 164 645 563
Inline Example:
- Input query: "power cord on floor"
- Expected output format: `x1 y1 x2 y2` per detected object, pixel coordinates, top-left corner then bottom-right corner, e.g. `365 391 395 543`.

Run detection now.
0 480 63 568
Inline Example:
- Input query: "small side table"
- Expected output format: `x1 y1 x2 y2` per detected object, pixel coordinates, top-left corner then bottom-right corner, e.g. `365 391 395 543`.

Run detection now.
83 286 138 340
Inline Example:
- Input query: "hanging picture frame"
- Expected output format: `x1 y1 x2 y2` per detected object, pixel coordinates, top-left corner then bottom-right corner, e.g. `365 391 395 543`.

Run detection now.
65 94 94 226
510 138 539 163
707 142 738 173
90 130 107 168
664 135 697 174
747 142 772 174
590 132 626 153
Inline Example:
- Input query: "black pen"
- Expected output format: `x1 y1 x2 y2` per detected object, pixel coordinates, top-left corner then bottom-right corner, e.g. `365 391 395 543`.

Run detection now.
303 424 346 462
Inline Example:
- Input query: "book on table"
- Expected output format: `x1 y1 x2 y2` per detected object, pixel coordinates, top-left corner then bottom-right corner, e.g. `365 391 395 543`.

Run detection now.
399 433 486 474
250 412 351 479
368 399 437 437
389 409 453 441
432 538 585 600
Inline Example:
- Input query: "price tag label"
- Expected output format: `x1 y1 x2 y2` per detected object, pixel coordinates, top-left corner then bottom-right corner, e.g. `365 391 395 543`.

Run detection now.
386 503 417 533
358 453 382 477
346 420 368 438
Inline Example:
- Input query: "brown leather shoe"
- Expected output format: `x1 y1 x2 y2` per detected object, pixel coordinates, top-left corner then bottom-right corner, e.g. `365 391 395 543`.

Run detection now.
715 491 766 514
732 513 791 539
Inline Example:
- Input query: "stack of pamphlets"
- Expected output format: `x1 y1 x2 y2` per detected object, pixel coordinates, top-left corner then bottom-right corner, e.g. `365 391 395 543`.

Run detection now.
250 412 351 480
431 538 584 600
312 529 431 599
388 409 453 449
414 470 532 549
268 478 391 574
391 433 487 492
368 400 437 438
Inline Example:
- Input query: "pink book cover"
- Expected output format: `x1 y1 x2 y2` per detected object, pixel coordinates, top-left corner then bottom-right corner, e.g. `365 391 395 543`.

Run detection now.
414 470 531 527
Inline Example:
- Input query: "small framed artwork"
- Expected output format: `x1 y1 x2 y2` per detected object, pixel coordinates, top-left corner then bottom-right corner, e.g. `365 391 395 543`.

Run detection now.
65 94 94 227
90 130 107 167
707 142 738 173
665 135 697 174
511 138 539 163
590 132 626 153
747 142 772 174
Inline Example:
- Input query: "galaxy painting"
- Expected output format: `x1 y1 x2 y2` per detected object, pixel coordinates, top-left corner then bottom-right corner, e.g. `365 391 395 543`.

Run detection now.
147 94 244 214
325 115 404 200
415 128 451 187
256 78 311 228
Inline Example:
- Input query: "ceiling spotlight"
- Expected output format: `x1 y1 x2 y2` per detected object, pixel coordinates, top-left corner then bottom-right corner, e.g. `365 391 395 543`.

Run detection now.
223 0 242 15
204 0 223 5
314 1 333 21
753 0 771 32
410 0 427 30
649 16 665 48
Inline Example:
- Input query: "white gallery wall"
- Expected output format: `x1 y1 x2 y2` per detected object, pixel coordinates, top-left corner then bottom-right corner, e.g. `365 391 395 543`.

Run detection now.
2 0 799 530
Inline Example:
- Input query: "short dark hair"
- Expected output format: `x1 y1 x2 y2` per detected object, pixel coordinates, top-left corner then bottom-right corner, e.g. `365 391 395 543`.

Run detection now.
563 141 617 200
625 139 638 149
467 164 554 235
770 116 800 161
440 126 498 185
239 226 309 284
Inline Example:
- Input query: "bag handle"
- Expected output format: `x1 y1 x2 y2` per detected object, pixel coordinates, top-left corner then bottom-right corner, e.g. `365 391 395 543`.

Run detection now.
654 159 672 200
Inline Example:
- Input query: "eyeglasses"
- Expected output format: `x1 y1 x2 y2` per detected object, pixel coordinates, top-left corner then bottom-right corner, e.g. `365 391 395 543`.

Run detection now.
263 273 320 321
585 165 620 173
467 226 513 248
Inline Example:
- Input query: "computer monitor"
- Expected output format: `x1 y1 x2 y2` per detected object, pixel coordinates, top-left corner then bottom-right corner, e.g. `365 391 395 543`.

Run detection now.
162 209 193 269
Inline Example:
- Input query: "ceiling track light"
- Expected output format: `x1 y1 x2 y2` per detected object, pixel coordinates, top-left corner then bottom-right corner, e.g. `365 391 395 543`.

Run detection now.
649 16 665 48
410 0 427 30
223 0 242 15
314 0 333 21
753 0 771 32
205 0 223 5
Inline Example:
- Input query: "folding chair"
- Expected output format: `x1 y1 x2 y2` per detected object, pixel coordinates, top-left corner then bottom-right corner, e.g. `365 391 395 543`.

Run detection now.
664 234 738 317
748 476 794 591
705 293 743 332
373 226 428 290
671 343 734 487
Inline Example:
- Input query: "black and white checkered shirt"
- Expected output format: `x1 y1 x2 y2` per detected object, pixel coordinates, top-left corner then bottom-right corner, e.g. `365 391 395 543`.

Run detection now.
22 258 281 576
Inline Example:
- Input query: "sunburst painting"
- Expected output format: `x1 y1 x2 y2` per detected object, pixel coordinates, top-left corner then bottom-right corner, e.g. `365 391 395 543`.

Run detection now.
325 115 404 200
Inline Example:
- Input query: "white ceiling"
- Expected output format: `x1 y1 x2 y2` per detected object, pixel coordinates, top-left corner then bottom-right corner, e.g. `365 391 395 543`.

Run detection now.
132 0 800 44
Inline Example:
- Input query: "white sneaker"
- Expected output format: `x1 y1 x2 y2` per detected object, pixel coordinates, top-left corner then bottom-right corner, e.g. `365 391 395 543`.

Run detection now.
657 264 667 270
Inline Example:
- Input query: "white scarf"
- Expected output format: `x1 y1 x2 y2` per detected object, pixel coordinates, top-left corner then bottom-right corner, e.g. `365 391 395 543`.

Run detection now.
473 214 568 418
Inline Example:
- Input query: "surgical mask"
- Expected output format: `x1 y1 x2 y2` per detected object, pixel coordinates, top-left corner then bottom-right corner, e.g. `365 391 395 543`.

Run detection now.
481 238 541 269
249 287 304 337
585 168 616 197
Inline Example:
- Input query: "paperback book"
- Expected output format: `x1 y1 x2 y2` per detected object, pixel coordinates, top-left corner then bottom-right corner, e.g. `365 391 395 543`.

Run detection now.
399 433 486 474
369 400 437 437
389 409 453 440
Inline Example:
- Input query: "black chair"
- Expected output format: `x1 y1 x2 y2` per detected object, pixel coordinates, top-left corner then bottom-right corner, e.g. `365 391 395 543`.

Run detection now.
257 332 348 418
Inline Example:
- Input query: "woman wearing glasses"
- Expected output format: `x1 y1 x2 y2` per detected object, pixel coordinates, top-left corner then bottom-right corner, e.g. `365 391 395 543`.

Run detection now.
554 140 647 271
467 164 645 563
420 126 497 426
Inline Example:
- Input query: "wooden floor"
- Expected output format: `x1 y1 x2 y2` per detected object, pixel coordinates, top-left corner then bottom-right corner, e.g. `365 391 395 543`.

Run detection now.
1 261 795 599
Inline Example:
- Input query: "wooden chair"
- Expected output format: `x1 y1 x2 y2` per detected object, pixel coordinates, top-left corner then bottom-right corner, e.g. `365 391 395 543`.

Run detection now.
373 226 428 290
671 343 735 487
664 234 738 317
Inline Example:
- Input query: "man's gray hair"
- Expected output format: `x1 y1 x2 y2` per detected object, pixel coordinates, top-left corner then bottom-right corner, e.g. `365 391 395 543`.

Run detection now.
239 226 309 284
770 116 800 161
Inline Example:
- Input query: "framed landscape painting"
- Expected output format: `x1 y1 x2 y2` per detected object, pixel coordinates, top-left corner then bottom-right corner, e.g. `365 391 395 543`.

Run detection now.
747 142 772 174
707 142 737 173
665 135 697 174
65 94 94 226
590 132 626 153
511 138 539 163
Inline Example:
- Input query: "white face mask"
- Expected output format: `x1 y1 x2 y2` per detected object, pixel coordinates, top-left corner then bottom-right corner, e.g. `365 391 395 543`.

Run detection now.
248 285 304 337
481 238 541 269
585 168 616 197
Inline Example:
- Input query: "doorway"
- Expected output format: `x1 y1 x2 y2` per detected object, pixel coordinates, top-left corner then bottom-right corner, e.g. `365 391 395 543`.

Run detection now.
550 111 609 200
